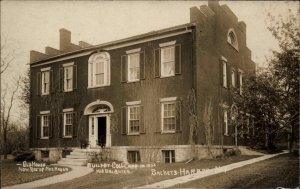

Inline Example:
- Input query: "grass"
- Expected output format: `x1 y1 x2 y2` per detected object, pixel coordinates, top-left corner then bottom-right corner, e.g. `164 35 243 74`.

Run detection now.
1 159 71 187
171 153 299 189
36 155 259 189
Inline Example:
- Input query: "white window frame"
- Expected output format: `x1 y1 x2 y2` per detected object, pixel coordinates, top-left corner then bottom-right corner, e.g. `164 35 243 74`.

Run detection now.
162 150 175 163
41 70 50 95
224 109 228 136
222 61 227 88
127 151 140 163
160 45 175 78
127 52 140 82
126 101 141 135
63 62 74 92
239 69 243 95
40 112 50 139
88 52 111 88
63 108 74 138
227 28 239 51
64 66 73 92
161 97 177 133
231 69 236 88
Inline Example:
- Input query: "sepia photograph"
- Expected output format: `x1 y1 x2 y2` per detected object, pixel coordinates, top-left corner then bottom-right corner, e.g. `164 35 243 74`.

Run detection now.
1 1 299 188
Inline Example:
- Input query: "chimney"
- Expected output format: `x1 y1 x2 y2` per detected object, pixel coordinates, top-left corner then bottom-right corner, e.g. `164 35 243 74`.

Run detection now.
238 21 246 33
79 41 93 48
60 28 71 52
45 46 62 56
208 1 220 11
30 50 49 63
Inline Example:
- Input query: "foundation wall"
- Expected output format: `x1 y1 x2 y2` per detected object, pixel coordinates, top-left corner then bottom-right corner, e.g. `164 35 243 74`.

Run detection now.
31 145 235 163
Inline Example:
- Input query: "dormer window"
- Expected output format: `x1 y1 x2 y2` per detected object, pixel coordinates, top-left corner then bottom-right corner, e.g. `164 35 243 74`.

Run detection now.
227 29 239 51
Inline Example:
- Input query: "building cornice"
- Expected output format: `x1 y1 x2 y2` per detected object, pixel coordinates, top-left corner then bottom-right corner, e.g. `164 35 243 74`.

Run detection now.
30 23 195 68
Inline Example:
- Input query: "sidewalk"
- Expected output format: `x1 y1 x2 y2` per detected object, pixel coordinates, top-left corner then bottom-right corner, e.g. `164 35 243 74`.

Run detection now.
2 165 93 189
136 151 288 189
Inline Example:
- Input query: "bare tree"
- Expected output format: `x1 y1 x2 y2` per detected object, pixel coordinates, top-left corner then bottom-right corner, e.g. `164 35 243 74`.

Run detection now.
202 98 215 158
0 40 16 74
184 88 199 160
1 78 21 159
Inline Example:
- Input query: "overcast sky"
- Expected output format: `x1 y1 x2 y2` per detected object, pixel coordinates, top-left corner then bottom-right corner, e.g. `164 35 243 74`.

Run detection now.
1 1 299 122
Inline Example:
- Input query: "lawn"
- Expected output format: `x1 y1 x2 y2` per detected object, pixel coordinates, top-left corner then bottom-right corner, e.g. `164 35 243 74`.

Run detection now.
1 159 71 187
36 155 259 189
172 153 299 189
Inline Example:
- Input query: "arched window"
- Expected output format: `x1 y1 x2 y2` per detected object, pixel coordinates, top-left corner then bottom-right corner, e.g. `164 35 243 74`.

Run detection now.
88 52 110 88
227 29 239 51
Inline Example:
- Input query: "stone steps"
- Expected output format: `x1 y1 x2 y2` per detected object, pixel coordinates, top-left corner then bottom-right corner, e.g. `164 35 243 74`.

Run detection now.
57 149 88 166
70 151 88 156
66 154 87 159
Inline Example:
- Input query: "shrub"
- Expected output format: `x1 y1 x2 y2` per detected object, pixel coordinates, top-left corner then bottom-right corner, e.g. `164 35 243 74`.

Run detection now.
224 148 241 157
13 150 35 161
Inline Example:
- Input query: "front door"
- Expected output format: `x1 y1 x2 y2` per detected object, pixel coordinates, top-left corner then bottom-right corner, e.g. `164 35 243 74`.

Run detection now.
89 114 111 148
98 117 106 147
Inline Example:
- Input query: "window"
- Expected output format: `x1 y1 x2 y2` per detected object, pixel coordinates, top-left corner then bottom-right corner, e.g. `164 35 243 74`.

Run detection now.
162 150 175 163
64 112 73 137
128 106 140 134
222 61 227 88
41 71 50 95
224 109 228 135
41 114 49 138
162 102 176 132
128 53 140 82
228 32 237 46
121 101 142 135
154 41 181 78
60 63 76 92
227 29 239 50
121 49 144 83
127 151 140 163
88 52 110 88
161 46 175 77
41 150 49 158
231 69 236 88
239 70 243 94
64 66 73 91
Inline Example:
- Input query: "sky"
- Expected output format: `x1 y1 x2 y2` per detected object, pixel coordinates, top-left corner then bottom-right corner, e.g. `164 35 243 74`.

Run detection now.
1 1 299 123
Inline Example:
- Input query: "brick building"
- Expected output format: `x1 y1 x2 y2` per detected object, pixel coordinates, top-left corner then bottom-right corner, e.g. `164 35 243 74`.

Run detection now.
29 1 255 163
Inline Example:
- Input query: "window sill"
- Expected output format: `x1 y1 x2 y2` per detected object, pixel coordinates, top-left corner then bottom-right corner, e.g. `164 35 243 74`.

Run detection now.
63 136 72 138
127 80 140 83
161 131 176 134
222 86 229 89
87 84 110 89
227 42 239 52
63 89 73 93
160 74 175 79
127 133 140 136
40 137 49 140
